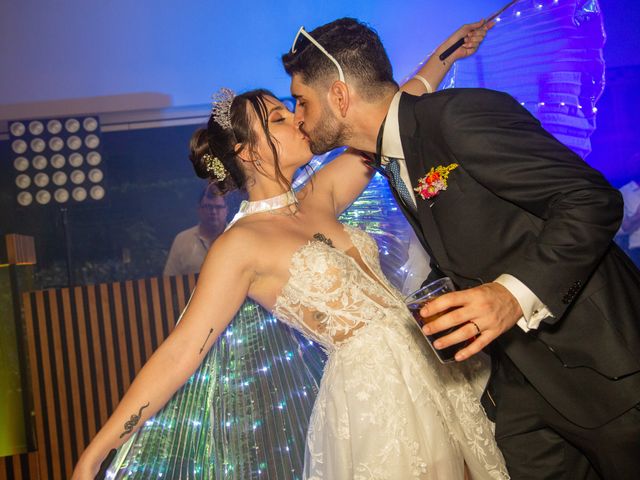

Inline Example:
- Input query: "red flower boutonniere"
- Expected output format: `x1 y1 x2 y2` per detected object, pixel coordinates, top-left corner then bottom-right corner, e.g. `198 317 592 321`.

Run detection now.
414 163 459 200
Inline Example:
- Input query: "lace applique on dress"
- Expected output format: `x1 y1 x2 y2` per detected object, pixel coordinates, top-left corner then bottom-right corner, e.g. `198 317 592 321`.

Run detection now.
273 224 509 479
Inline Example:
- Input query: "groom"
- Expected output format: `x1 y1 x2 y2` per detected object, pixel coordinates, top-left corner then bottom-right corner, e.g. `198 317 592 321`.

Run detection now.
282 18 640 479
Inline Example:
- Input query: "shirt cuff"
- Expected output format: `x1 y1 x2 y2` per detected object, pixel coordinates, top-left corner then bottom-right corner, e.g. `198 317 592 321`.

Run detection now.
494 274 554 332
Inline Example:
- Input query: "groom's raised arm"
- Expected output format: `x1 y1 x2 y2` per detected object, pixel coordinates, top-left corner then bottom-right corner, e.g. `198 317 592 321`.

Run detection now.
440 89 622 320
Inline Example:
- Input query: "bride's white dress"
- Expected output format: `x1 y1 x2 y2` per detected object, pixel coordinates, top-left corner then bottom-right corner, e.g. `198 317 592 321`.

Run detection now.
273 224 509 479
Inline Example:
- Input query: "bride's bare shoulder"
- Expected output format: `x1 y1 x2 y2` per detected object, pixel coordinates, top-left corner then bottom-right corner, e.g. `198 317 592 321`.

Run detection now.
215 221 264 253
216 218 286 258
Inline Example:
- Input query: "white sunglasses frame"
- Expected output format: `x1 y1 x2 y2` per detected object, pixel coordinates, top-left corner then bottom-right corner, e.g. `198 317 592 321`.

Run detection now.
290 26 346 83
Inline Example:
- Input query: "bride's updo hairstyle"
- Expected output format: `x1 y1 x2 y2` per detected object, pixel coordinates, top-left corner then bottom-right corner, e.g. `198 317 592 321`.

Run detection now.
189 88 291 194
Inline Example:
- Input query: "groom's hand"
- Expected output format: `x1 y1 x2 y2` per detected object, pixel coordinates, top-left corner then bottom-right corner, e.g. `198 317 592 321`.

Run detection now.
437 19 495 63
419 283 522 361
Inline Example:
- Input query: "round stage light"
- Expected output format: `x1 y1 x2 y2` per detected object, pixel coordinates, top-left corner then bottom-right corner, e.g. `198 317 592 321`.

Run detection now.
52 171 68 186
12 139 27 154
54 188 70 203
85 134 100 149
13 156 30 172
30 138 46 153
86 151 102 166
34 172 50 187
70 170 86 184
47 119 63 134
69 152 83 167
83 117 98 132
15 174 31 189
17 191 33 206
10 122 26 137
49 136 64 151
29 120 44 136
67 135 82 150
72 187 87 202
65 118 80 133
51 154 66 168
88 168 104 183
36 190 52 205
90 185 105 200
36 190 51 205
32 155 48 170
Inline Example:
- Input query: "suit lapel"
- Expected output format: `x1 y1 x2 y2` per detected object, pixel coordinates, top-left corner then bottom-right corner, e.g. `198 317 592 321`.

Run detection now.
397 93 451 269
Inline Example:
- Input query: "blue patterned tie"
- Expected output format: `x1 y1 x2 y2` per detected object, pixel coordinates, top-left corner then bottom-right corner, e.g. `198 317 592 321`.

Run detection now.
385 157 417 212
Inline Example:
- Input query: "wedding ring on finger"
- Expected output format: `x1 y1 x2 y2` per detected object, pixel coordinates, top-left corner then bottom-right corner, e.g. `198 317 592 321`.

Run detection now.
470 321 481 336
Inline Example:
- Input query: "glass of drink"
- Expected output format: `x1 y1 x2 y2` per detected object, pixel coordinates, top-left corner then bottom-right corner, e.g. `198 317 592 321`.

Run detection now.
405 277 469 364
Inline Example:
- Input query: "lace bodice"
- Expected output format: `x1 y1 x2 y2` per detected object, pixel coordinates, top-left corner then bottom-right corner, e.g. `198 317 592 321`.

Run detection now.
274 224 509 479
273 224 409 353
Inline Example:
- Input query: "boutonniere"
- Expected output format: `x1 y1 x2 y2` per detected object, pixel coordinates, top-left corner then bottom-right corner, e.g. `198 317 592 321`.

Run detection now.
414 163 459 200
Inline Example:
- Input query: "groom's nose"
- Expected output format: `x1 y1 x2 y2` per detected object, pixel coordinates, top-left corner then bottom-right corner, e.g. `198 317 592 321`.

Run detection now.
293 107 304 125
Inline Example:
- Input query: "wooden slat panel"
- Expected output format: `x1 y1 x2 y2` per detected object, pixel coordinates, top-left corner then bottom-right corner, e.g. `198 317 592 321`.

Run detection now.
124 280 143 373
150 278 165 347
73 286 98 442
36 291 61 479
87 285 109 427
162 275 176 332
13 274 192 479
61 288 85 459
111 282 132 392
175 274 186 314
136 279 154 359
47 290 74 477
4 234 36 265
99 283 119 412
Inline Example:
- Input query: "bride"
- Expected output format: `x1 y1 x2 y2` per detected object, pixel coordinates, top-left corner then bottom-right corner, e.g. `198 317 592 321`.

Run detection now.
72 20 508 480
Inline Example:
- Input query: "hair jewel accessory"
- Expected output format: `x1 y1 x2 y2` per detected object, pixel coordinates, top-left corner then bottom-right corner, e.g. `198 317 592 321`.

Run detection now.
203 153 228 182
211 87 235 130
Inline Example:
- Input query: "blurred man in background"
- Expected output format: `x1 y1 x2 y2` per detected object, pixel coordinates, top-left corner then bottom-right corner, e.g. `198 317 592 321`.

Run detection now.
163 184 227 276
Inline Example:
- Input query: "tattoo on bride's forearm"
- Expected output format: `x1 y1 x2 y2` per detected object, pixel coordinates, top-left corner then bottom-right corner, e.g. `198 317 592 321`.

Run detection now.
199 328 214 354
119 402 150 438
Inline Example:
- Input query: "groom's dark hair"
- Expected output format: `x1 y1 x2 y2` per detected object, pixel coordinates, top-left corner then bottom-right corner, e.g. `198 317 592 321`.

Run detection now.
282 18 398 101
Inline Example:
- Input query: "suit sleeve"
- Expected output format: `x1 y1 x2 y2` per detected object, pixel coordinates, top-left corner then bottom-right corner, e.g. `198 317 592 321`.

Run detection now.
438 89 623 321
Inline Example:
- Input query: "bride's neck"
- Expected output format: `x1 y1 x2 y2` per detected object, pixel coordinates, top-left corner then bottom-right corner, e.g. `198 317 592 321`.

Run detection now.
246 177 294 202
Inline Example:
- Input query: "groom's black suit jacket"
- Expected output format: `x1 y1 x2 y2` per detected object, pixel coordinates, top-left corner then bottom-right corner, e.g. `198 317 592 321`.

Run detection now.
393 89 640 429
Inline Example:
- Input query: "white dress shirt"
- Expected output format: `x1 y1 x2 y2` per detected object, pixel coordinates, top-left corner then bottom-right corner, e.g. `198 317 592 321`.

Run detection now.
163 225 212 276
381 91 552 331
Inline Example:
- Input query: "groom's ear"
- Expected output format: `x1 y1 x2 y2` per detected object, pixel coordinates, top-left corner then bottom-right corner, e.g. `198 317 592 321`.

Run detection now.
328 80 350 118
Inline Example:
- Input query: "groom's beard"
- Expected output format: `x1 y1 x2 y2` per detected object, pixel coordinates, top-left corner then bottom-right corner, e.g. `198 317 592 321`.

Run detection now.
303 103 351 155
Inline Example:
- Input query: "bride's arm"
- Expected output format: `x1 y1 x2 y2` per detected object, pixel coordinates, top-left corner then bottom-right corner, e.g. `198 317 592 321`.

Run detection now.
401 19 494 96
323 20 493 214
71 228 254 479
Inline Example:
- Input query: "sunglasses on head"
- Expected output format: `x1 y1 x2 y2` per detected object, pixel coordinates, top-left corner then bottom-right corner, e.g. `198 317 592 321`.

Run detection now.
290 26 345 83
